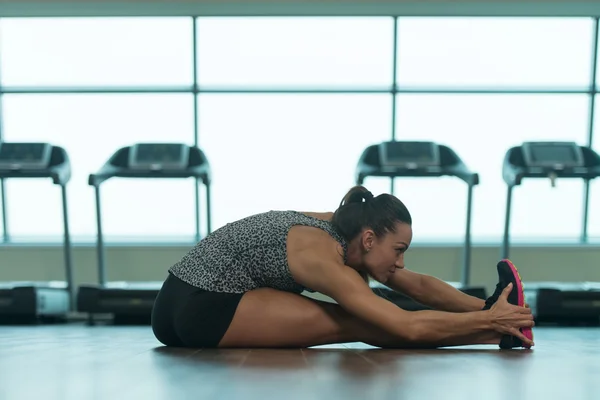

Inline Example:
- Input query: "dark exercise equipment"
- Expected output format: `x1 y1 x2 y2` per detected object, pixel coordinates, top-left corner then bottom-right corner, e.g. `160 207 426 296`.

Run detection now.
502 141 600 324
76 143 212 324
0 142 74 323
355 140 486 311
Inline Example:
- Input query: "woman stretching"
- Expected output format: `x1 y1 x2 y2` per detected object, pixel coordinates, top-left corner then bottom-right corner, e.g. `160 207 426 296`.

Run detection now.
151 185 534 349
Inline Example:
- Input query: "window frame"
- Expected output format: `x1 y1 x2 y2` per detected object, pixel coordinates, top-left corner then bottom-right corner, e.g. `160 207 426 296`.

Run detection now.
0 15 598 246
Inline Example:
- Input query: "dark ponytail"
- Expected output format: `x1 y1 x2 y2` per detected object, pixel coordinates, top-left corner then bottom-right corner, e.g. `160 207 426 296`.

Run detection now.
331 185 412 242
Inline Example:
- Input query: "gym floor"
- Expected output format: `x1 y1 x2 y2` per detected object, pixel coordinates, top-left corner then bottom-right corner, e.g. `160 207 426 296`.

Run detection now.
1 325 598 399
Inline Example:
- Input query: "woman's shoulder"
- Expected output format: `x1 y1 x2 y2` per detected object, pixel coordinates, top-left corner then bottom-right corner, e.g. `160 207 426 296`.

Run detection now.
287 222 344 260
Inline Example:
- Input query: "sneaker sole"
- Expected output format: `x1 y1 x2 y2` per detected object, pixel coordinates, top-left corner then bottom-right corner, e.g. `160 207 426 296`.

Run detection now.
501 258 534 348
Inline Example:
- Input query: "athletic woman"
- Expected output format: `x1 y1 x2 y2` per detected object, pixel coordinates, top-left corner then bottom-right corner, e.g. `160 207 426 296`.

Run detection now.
151 185 535 350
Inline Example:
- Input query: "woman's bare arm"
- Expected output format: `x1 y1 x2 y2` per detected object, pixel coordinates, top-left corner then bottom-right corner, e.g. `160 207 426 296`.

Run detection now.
385 268 485 312
292 250 533 347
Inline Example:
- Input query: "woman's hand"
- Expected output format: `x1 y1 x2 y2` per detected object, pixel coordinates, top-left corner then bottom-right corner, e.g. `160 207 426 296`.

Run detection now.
489 283 535 346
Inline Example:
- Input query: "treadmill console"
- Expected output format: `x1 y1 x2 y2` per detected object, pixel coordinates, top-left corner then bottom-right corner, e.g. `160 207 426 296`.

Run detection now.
128 143 189 171
379 141 441 170
521 141 584 169
0 142 52 171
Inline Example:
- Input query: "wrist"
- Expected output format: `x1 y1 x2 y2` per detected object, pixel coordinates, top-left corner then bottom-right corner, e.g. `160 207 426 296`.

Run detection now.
472 297 486 311
473 310 494 330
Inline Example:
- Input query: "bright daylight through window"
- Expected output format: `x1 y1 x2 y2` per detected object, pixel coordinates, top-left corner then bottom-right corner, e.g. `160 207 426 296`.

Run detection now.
0 16 598 243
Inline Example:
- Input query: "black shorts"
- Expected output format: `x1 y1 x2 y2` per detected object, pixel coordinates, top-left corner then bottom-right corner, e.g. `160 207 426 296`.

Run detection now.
151 272 244 348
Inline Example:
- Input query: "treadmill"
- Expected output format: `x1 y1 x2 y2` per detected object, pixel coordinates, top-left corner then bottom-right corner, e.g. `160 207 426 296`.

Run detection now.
0 142 74 323
355 140 486 311
76 143 212 324
502 141 600 324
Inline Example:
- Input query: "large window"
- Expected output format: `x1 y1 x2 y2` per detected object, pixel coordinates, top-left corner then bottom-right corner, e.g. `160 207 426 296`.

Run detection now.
0 16 598 244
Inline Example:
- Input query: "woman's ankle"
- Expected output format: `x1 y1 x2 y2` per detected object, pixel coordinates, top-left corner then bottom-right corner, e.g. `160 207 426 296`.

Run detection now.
479 331 503 345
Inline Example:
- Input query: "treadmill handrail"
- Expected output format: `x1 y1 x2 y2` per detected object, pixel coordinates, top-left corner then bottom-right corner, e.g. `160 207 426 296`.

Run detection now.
503 145 600 186
88 145 211 187
0 146 71 185
88 166 211 186
356 143 479 186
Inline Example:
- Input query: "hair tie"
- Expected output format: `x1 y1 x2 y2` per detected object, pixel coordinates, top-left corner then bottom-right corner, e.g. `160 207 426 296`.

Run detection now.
345 189 374 205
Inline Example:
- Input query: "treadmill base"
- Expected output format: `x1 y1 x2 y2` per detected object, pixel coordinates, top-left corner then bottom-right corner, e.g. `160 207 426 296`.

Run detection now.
524 282 600 325
0 283 70 324
77 283 160 325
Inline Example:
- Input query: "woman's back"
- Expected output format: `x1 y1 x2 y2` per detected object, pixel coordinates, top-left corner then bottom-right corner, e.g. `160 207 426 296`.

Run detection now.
168 210 347 294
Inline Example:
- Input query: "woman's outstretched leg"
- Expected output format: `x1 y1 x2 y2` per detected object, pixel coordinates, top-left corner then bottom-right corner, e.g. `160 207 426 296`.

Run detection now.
217 288 501 349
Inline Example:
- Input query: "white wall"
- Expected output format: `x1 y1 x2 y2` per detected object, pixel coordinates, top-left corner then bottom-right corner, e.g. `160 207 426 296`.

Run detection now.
1 244 599 296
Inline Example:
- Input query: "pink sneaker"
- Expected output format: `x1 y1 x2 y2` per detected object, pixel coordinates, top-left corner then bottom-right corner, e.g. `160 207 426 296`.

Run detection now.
484 259 534 349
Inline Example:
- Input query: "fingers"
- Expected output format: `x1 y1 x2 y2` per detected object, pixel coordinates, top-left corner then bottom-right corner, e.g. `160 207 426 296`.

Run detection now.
500 283 513 300
515 306 533 315
510 327 534 347
516 318 535 327
502 302 532 314
524 319 535 327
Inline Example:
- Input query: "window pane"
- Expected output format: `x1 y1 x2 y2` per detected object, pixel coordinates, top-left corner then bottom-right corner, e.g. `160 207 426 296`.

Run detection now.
2 94 195 240
588 97 600 240
0 18 193 86
395 94 589 241
198 94 392 230
397 18 594 88
196 17 394 87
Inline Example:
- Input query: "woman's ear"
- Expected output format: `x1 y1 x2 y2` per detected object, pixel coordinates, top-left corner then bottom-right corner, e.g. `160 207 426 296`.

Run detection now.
361 229 375 253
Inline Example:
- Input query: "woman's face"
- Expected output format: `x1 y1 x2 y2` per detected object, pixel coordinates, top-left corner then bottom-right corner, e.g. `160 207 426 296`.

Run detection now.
360 222 413 283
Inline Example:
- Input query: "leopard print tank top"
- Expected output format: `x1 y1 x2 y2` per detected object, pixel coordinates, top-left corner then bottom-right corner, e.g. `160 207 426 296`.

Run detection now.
168 210 348 294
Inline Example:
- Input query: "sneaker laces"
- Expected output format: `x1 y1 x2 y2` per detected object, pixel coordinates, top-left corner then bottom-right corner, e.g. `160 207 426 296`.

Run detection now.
484 282 503 309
